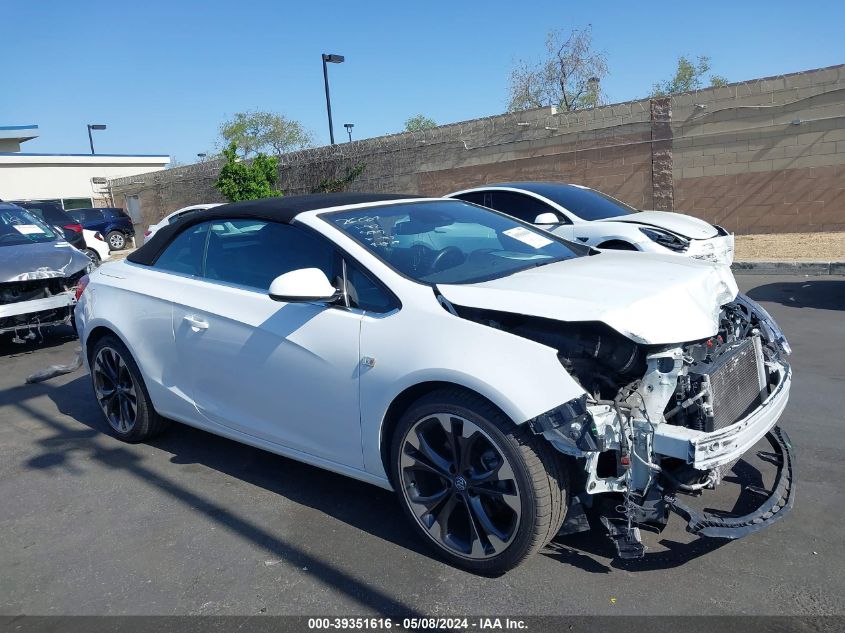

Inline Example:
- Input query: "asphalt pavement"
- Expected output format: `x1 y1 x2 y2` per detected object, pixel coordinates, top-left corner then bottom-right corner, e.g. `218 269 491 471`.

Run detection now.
1 275 843 616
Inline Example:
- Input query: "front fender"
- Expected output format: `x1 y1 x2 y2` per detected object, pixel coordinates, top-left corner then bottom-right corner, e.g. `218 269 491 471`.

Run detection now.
358 300 586 479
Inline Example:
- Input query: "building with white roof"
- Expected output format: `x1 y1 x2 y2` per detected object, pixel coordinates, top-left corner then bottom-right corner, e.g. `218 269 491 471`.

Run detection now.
0 124 170 210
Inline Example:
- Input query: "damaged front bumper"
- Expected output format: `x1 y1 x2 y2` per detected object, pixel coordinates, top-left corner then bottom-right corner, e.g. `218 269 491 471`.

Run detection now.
686 232 734 266
531 348 793 558
0 292 76 335
653 361 791 470
666 426 795 539
0 265 87 338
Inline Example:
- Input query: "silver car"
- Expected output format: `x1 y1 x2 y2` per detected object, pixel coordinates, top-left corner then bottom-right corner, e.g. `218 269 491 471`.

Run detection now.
0 202 91 342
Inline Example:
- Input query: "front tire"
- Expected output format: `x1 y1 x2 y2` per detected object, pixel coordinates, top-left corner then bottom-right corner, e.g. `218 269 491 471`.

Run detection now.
106 231 126 251
90 335 169 442
390 388 568 574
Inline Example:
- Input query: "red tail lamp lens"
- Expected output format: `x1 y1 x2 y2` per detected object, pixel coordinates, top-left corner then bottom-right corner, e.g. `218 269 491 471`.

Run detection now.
75 275 90 301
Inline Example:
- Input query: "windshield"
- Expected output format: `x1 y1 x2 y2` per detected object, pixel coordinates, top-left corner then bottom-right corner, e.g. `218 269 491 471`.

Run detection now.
0 207 58 247
327 200 586 284
543 186 638 221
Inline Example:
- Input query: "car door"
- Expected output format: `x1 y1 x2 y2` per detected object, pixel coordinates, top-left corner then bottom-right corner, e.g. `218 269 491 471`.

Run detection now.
171 218 365 468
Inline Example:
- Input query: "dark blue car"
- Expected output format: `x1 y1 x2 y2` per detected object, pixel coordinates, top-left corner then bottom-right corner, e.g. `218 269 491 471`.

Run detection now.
68 207 135 251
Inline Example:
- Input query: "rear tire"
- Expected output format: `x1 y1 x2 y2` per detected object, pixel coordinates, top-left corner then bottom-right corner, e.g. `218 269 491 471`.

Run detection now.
84 248 101 266
390 388 568 575
90 334 169 442
106 231 126 251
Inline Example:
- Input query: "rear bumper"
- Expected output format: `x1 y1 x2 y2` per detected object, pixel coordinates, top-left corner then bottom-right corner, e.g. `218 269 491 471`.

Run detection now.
652 361 791 470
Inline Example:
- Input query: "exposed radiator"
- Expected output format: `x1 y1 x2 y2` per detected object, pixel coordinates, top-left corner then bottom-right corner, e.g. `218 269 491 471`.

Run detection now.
699 337 767 432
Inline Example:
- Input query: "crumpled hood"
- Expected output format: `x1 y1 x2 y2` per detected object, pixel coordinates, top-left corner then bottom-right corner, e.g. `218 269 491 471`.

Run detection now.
438 252 738 344
599 210 718 240
0 241 90 282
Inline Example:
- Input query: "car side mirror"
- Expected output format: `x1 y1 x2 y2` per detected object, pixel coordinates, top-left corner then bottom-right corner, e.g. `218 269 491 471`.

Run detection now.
268 268 341 303
534 212 560 225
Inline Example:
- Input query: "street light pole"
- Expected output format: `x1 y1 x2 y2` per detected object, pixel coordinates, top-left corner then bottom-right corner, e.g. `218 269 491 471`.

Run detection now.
344 123 354 142
321 53 344 145
87 124 107 154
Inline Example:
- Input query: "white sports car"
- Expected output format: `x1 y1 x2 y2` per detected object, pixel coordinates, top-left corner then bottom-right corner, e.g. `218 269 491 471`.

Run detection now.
143 203 223 241
448 182 735 265
75 193 792 573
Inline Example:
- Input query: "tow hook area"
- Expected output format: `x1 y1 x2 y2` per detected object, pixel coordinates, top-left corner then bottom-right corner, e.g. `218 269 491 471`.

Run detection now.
595 427 794 559
600 517 645 559
665 427 795 539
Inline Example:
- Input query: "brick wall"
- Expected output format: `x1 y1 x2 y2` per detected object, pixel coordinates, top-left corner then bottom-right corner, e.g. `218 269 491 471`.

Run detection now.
111 64 845 235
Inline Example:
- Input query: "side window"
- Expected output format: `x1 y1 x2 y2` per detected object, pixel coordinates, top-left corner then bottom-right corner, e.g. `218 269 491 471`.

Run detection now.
154 222 209 275
489 191 564 224
203 220 337 291
455 192 487 206
345 260 397 313
168 209 201 225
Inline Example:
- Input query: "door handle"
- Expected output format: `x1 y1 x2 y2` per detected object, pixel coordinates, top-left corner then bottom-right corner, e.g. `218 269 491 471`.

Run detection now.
183 315 209 331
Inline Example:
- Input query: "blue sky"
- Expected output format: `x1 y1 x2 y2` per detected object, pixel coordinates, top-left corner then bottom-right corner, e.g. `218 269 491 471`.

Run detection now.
2 0 843 162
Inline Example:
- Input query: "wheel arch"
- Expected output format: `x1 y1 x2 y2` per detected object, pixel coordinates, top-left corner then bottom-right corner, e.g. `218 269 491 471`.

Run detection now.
84 323 132 366
378 380 513 487
597 239 639 251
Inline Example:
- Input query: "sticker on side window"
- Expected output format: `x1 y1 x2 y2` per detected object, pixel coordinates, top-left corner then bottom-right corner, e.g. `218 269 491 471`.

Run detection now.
502 227 553 249
13 224 46 235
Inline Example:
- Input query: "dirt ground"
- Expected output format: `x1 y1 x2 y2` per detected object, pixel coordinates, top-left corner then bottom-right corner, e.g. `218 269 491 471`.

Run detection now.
735 232 845 261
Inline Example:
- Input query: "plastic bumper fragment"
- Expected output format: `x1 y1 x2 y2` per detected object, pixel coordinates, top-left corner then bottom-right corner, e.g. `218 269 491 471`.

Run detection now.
665 427 795 539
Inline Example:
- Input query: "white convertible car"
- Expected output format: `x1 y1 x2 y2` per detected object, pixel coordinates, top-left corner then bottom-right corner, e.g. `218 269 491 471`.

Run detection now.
75 193 792 573
448 182 735 265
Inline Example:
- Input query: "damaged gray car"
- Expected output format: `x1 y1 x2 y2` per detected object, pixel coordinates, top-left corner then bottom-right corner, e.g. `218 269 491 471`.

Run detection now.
0 202 91 343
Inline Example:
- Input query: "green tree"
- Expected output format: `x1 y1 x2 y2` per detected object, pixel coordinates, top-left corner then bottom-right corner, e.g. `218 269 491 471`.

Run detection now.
219 111 314 158
214 142 283 202
508 26 608 112
404 115 437 132
651 55 728 97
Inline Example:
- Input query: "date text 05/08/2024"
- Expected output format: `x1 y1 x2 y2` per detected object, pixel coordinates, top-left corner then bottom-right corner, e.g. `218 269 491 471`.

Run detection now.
307 617 528 630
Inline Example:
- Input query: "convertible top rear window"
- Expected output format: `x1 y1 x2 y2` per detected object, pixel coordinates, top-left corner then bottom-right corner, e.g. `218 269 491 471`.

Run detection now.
326 200 585 285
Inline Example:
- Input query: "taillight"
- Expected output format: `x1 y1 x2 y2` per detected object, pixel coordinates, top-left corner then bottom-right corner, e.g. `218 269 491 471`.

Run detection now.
64 223 83 233
144 230 151 237
75 275 90 301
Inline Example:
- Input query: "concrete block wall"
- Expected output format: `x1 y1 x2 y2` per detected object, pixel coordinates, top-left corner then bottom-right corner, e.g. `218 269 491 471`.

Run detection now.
672 65 845 232
111 64 845 235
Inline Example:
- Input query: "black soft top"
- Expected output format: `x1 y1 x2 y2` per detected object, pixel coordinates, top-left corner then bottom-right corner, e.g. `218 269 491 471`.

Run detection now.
128 193 418 266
